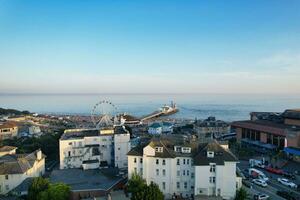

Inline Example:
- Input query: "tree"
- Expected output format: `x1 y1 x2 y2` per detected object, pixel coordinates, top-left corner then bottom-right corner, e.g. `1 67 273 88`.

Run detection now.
127 173 163 200
39 183 71 200
28 177 50 200
235 187 249 200
28 177 70 200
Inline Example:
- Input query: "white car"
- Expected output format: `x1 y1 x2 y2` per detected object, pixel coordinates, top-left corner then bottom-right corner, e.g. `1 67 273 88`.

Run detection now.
254 193 270 200
252 179 268 187
277 178 297 188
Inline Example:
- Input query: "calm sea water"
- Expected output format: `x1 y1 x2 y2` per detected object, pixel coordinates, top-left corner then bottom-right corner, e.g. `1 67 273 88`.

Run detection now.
0 94 300 122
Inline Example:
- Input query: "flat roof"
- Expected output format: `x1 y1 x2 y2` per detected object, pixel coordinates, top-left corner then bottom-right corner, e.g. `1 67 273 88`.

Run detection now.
50 168 124 192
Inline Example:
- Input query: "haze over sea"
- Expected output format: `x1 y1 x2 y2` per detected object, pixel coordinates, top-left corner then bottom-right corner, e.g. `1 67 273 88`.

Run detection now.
1 93 300 122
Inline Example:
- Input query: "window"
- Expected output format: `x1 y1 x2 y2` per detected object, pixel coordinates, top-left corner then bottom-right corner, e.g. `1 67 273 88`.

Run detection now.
162 159 166 165
163 169 166 176
183 170 185 176
140 168 143 175
177 159 180 165
5 175 8 180
183 159 186 165
191 172 194 178
140 158 143 163
162 182 166 190
134 158 137 163
78 141 82 147
156 169 159 176
184 182 187 189
68 151 71 157
209 177 216 183
177 170 180 176
5 185 9 191
182 147 191 153
187 170 190 176
134 167 137 173
210 164 216 172
177 182 180 189
155 147 163 152
118 147 121 150
174 146 181 152
156 159 159 165
187 159 190 165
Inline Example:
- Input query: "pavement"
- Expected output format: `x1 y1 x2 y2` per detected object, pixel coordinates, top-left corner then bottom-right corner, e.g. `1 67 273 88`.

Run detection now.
238 160 300 200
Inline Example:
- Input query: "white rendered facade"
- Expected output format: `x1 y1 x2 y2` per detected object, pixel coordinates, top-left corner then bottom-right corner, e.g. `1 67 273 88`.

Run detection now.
0 150 45 195
128 140 238 199
60 127 130 170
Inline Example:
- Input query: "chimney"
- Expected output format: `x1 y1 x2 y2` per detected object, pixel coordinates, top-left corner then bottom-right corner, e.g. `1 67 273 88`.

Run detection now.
36 149 42 160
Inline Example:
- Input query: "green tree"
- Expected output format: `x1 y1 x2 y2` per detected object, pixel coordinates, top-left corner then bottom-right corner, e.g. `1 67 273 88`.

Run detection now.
39 183 71 200
28 177 50 200
235 187 249 200
127 173 163 200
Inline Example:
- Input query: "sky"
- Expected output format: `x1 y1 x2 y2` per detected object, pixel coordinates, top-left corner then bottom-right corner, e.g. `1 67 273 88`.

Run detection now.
0 0 300 94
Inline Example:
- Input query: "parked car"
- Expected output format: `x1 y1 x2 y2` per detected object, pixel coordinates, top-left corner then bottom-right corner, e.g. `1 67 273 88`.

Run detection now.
253 193 269 200
249 168 269 182
277 178 298 189
265 166 284 175
276 191 298 200
252 179 268 187
283 171 296 180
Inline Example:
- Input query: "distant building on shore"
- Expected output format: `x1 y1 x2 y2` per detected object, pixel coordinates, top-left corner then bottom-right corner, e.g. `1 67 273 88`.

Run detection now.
0 149 45 195
232 109 300 160
59 126 131 170
148 122 174 135
127 135 239 200
0 121 18 140
194 117 230 143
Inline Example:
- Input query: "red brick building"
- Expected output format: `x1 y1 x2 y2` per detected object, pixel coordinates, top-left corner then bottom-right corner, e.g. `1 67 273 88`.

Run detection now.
232 109 300 152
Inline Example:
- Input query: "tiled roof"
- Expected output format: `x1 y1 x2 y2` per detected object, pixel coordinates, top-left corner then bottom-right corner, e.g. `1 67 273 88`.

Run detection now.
0 150 45 175
193 141 238 165
0 122 17 129
0 146 17 152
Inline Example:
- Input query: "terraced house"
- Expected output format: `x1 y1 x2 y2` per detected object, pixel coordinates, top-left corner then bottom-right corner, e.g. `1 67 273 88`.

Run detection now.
127 135 239 200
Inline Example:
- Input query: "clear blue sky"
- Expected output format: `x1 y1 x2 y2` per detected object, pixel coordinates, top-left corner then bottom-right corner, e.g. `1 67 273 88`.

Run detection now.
0 0 300 94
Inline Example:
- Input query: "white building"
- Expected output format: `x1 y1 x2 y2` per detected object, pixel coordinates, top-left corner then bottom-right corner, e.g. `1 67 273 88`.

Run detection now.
0 122 18 141
148 122 174 135
59 126 131 170
0 149 45 195
128 136 238 199
0 146 17 157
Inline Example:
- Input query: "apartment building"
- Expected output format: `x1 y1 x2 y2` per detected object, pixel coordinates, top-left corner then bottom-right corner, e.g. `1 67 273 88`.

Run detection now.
0 149 45 195
59 126 131 170
0 122 18 140
127 135 238 199
194 117 230 143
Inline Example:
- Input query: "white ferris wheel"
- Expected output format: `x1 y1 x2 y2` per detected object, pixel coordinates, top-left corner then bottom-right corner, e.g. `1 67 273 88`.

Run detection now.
91 100 118 128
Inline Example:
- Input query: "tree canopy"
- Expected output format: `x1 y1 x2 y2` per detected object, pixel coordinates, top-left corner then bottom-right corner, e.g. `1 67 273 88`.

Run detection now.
235 187 249 200
127 173 163 200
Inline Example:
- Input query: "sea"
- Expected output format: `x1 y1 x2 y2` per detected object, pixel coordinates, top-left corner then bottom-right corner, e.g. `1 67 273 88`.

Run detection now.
0 93 300 122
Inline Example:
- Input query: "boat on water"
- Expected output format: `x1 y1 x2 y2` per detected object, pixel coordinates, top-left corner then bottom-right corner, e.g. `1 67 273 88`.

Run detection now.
160 101 179 116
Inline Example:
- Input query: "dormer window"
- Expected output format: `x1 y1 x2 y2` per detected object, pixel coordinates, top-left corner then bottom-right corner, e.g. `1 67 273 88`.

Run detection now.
181 147 191 153
207 151 214 158
174 146 181 152
155 147 163 153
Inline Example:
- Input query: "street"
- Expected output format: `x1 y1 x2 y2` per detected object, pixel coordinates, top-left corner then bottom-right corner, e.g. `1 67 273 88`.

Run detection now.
238 160 300 200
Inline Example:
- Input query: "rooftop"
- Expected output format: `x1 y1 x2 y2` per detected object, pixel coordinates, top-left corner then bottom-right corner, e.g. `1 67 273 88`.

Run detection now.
128 135 237 165
282 109 300 120
0 150 45 175
232 120 300 136
50 168 124 192
61 126 129 140
0 146 17 152
0 121 17 129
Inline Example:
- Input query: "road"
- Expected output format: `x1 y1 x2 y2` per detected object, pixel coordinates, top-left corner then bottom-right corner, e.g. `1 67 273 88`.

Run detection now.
238 160 300 200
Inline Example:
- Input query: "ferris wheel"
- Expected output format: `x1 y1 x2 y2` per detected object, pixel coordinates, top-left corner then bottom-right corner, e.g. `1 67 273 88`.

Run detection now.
91 100 118 128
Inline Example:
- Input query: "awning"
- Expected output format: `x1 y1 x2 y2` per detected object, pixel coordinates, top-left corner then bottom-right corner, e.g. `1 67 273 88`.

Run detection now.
284 147 300 156
241 138 277 150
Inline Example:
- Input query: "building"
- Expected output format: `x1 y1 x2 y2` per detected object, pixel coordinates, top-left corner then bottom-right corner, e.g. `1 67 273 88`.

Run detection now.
148 122 174 135
59 126 131 170
194 117 230 143
127 135 238 199
0 121 18 140
0 146 17 157
232 109 300 153
0 149 45 195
